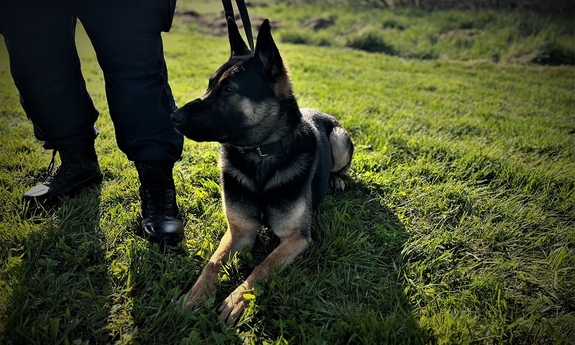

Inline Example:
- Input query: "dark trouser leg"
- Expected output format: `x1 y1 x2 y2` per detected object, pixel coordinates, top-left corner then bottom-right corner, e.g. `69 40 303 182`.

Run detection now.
76 1 184 244
0 0 99 149
75 0 183 162
1 0 102 203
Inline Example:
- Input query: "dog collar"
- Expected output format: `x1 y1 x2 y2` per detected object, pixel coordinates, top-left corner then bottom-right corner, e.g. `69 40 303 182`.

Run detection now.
235 129 298 157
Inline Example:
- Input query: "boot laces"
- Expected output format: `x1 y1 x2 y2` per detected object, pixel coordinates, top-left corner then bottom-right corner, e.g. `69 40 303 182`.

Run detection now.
43 150 75 187
140 164 177 218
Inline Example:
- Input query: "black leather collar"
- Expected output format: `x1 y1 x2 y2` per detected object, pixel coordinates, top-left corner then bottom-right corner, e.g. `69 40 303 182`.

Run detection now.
233 129 298 157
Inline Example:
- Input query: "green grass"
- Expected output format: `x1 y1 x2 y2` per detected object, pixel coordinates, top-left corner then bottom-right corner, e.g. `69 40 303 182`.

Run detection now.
255 3 574 64
1 2 574 344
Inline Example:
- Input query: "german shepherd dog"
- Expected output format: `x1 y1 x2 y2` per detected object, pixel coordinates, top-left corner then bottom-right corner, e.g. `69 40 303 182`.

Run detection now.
170 18 354 324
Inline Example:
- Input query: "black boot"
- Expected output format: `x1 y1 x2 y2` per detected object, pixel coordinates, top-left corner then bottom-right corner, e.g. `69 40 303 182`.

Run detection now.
23 145 103 203
135 161 184 245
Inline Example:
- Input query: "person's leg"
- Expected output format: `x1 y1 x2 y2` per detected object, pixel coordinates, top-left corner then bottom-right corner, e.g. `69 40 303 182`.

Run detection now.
76 0 184 244
0 0 102 202
75 0 182 162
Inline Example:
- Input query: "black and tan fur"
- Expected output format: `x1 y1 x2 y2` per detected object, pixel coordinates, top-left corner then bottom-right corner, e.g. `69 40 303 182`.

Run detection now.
170 18 354 324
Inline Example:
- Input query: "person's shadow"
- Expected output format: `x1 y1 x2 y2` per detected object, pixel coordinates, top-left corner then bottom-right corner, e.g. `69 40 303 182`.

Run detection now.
2 177 434 344
2 185 113 344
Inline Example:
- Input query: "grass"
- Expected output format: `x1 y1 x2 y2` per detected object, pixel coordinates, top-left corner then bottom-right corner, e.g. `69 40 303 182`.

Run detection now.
254 4 574 64
1 1 574 344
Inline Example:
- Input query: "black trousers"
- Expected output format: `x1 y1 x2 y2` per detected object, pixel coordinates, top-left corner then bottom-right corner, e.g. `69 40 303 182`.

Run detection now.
0 0 183 162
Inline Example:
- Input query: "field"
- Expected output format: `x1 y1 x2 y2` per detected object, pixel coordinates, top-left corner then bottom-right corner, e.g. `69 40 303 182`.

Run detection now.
1 2 574 344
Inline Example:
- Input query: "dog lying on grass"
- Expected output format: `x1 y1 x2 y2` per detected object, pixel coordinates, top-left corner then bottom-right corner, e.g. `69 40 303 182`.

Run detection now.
171 17 354 324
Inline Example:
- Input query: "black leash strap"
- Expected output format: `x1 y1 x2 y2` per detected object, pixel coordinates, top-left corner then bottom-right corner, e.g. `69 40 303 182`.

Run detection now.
222 0 254 51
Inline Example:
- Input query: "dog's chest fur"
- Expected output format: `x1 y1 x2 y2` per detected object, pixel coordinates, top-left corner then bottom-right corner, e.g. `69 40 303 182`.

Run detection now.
219 121 319 225
222 124 315 188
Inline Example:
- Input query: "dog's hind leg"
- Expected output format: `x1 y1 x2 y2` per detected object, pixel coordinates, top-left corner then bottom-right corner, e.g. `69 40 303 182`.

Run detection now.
217 231 310 324
329 125 354 192
180 212 259 311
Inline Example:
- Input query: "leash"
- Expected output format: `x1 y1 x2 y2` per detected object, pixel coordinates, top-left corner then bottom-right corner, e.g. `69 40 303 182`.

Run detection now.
221 0 254 51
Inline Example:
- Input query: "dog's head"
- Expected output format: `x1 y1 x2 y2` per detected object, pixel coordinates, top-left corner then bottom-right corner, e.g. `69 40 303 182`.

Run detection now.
171 19 294 147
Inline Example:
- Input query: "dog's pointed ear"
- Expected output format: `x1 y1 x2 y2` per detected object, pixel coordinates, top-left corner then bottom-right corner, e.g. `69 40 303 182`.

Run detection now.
255 19 285 78
227 17 251 56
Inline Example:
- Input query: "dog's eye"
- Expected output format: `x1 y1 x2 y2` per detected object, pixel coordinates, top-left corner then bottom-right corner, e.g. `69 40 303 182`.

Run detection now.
223 86 235 94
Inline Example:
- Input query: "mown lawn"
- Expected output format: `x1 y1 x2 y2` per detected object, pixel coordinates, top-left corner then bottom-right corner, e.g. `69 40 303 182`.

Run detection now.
1 2 574 344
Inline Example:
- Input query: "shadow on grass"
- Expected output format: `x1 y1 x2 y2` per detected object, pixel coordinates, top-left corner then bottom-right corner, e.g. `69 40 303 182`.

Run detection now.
245 178 435 343
1 186 113 344
1 174 435 343
119 233 241 343
125 177 435 343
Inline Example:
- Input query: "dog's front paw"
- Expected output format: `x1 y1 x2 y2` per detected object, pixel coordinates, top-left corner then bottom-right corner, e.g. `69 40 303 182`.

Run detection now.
217 286 250 325
177 289 201 311
178 282 214 312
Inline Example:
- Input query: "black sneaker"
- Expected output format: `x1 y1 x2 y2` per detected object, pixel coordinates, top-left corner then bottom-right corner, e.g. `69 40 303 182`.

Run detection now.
135 161 184 245
23 146 103 203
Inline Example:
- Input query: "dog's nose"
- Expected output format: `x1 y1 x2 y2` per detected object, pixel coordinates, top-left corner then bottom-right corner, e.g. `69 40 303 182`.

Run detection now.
170 110 184 125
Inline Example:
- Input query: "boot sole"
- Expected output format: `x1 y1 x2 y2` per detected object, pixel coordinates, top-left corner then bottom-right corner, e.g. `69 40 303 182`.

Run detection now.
23 171 104 205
